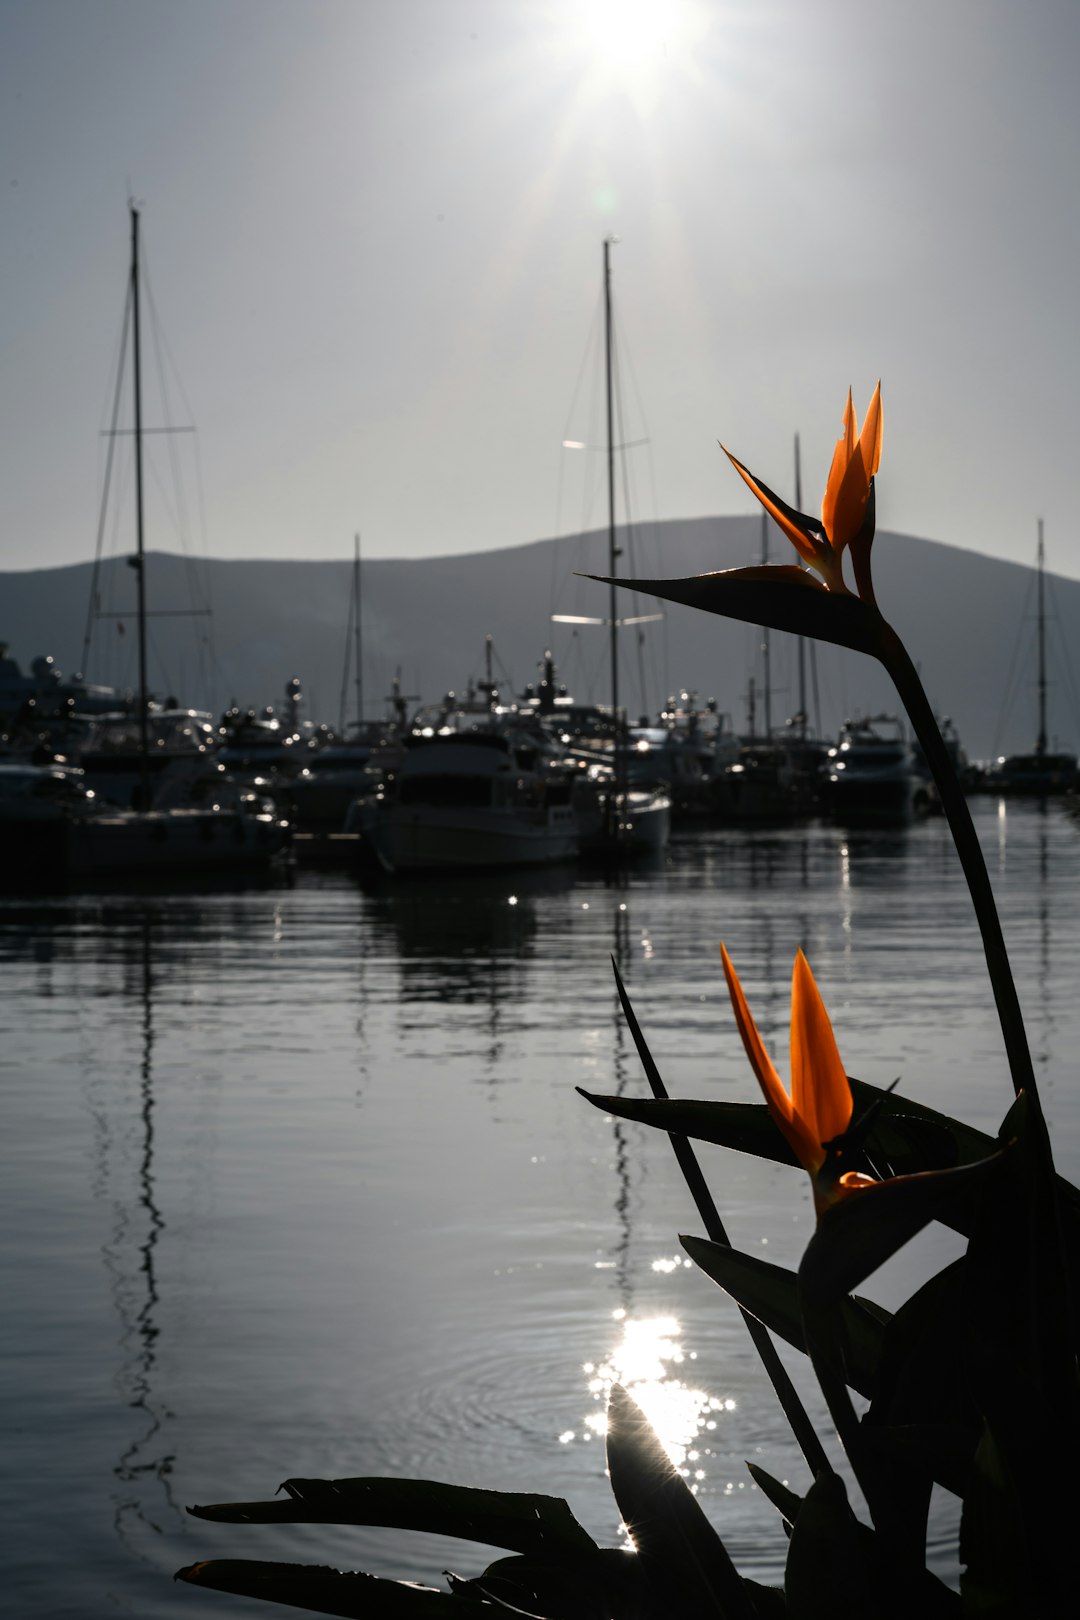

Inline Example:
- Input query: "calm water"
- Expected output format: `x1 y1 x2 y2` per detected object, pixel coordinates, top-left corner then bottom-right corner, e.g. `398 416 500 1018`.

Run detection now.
4 798 1080 1617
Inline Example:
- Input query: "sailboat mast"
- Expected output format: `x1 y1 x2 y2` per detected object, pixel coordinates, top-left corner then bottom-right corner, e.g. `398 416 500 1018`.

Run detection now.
760 510 771 738
794 431 806 740
130 205 151 807
604 237 618 730
353 532 363 729
1036 518 1047 758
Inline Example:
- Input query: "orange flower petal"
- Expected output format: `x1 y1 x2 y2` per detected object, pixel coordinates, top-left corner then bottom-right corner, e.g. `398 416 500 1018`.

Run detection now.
829 446 872 554
820 390 858 546
858 382 883 479
721 944 819 1171
721 446 825 573
789 949 852 1154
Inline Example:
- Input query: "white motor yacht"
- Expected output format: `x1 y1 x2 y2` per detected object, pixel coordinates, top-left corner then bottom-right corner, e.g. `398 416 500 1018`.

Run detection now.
350 718 579 874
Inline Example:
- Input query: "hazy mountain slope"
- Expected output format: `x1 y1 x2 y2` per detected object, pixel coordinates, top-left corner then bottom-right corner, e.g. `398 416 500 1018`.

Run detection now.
2 517 1074 759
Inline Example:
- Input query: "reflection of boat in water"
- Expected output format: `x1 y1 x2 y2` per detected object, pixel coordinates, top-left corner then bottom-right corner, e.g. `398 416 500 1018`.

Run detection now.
353 718 579 874
821 715 922 823
987 524 1078 797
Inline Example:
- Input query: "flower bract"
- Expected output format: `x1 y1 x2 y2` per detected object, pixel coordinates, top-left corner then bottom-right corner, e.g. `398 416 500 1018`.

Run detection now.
720 944 876 1215
721 384 882 602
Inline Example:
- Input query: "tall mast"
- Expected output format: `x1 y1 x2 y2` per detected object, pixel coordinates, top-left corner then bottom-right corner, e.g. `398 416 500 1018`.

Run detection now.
130 205 150 808
794 431 806 740
604 237 618 732
1036 518 1047 758
760 510 771 738
353 532 363 729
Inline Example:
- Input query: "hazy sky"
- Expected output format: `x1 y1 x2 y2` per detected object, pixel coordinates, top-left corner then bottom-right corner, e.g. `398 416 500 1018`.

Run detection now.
3 0 1080 581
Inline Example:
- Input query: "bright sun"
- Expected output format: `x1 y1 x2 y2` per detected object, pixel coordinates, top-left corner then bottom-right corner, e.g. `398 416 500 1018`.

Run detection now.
548 0 710 107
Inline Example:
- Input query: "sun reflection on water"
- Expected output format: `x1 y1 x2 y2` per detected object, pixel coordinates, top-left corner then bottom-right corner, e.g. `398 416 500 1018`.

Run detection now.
565 1283 733 1490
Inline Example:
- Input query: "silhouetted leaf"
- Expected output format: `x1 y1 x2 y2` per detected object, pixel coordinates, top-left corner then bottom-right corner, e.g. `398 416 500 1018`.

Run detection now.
864 1259 980 1495
681 1235 890 1398
783 1473 871 1619
746 1464 802 1531
605 1383 753 1618
799 1153 1006 1305
449 1549 653 1618
579 1082 991 1211
188 1476 596 1560
174 1560 492 1616
958 1422 1034 1617
581 567 884 656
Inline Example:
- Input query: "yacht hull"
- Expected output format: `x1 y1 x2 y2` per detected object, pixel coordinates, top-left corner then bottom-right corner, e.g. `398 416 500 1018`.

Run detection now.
355 802 578 873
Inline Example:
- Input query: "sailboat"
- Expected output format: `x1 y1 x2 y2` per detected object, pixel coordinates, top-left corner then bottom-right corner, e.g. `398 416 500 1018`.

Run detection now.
553 240 670 860
32 207 289 881
287 534 402 835
988 522 1078 796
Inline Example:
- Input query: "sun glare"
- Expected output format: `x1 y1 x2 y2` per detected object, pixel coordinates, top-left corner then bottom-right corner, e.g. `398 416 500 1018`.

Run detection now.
546 0 711 110
580 0 671 76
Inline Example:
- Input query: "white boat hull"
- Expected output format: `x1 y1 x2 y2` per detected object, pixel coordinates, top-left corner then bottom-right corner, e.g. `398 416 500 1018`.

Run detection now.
355 801 579 873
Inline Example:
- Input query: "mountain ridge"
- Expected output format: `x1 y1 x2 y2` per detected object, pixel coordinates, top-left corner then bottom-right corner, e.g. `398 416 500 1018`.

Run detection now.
2 516 1075 760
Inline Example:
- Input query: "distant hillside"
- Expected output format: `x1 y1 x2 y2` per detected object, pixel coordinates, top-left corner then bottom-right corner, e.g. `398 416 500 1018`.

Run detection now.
2 516 1076 761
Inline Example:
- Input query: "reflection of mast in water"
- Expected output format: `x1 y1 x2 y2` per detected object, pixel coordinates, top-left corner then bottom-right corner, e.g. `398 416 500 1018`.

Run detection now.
104 908 180 1543
1035 806 1053 1083
608 892 639 1305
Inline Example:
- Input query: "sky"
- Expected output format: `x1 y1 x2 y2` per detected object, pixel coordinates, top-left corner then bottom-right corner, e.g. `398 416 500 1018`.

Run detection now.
3 0 1080 581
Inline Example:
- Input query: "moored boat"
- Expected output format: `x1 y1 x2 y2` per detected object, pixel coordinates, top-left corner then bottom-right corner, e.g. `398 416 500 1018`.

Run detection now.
821 715 922 824
351 718 579 874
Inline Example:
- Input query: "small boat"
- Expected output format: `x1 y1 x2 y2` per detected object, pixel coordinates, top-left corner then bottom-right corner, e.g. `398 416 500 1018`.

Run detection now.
709 737 817 823
821 715 922 823
351 716 579 874
32 206 290 881
0 760 286 889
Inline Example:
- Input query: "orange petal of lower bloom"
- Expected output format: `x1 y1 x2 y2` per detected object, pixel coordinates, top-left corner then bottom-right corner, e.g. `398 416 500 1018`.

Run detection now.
789 949 852 1154
721 944 820 1172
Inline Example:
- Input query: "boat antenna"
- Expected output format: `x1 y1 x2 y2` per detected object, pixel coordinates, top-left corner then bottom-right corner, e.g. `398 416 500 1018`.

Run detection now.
1036 517 1047 758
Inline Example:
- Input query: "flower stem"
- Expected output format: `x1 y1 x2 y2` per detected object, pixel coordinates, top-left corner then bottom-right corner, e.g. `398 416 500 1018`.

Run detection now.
876 620 1036 1104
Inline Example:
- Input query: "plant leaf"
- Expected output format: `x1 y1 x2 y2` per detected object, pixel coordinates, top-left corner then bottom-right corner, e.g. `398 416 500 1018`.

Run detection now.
578 1082 986 1197
681 1235 890 1399
580 568 884 656
799 1153 1006 1306
864 1258 981 1495
783 1473 871 1619
188 1477 596 1560
449 1549 654 1618
605 1383 753 1618
174 1560 493 1616
746 1464 803 1530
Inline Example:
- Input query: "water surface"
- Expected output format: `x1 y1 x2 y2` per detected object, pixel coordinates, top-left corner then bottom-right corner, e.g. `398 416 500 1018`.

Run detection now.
3 798 1079 1616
